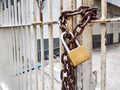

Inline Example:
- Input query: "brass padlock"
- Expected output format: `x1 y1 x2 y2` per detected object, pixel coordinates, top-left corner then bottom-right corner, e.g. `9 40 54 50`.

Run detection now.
61 32 91 66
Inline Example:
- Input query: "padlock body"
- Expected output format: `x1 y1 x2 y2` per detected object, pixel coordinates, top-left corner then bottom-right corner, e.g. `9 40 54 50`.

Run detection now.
68 45 90 66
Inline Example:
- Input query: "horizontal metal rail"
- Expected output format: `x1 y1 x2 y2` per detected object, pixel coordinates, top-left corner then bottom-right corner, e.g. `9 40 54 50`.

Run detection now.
90 17 120 23
0 17 120 28
32 21 58 25
0 21 58 28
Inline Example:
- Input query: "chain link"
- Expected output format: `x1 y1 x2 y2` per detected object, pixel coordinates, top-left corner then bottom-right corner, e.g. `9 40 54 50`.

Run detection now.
59 6 97 90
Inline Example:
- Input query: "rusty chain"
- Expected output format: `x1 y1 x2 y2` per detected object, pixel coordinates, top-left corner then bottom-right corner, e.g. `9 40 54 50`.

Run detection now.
59 6 97 90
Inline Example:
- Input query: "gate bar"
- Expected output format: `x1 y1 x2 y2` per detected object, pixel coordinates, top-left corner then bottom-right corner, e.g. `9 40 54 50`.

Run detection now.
59 0 63 89
48 0 54 90
39 0 45 90
33 0 39 90
27 0 33 90
21 0 28 89
101 0 107 90
14 0 20 89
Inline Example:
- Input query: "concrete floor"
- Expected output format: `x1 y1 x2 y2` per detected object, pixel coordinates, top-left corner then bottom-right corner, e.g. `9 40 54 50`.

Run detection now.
92 44 120 90
41 43 120 90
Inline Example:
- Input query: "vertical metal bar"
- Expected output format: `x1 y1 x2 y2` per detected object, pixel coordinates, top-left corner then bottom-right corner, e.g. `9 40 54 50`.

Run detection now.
23 25 27 90
24 0 29 89
39 0 44 90
81 0 93 90
33 25 38 90
33 0 38 90
11 0 17 89
67 0 73 32
18 29 22 90
29 0 35 89
40 18 44 90
4 0 8 25
59 0 63 61
22 26 27 90
13 0 20 89
101 0 107 19
15 27 20 90
8 29 14 90
14 28 18 90
7 0 13 89
17 4 21 89
0 2 1 25
27 0 33 90
21 0 27 90
14 1 20 85
73 0 77 28
8 0 11 25
1 1 3 25
3 0 6 25
101 0 107 90
12 29 17 90
59 0 63 89
21 0 25 23
59 0 63 13
48 0 54 89
19 27 24 90
18 28 21 90
6 1 9 25
76 0 83 89
17 28 22 90
11 5 14 25
18 2 21 25
7 29 12 88
21 1 28 87
25 0 32 90
18 1 24 90
82 25 93 88
20 9 27 89
28 26 33 90
101 23 107 90
1 1 4 25
9 1 14 89
14 0 17 25
76 0 82 19
4 1 8 86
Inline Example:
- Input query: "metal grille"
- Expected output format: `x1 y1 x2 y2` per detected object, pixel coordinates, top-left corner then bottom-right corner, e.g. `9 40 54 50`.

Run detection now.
0 0 120 90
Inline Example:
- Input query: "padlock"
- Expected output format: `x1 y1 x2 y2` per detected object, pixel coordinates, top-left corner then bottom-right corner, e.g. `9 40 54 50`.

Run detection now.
61 31 90 66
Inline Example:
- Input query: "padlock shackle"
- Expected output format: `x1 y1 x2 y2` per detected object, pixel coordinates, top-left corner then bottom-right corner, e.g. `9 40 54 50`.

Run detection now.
61 31 80 52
